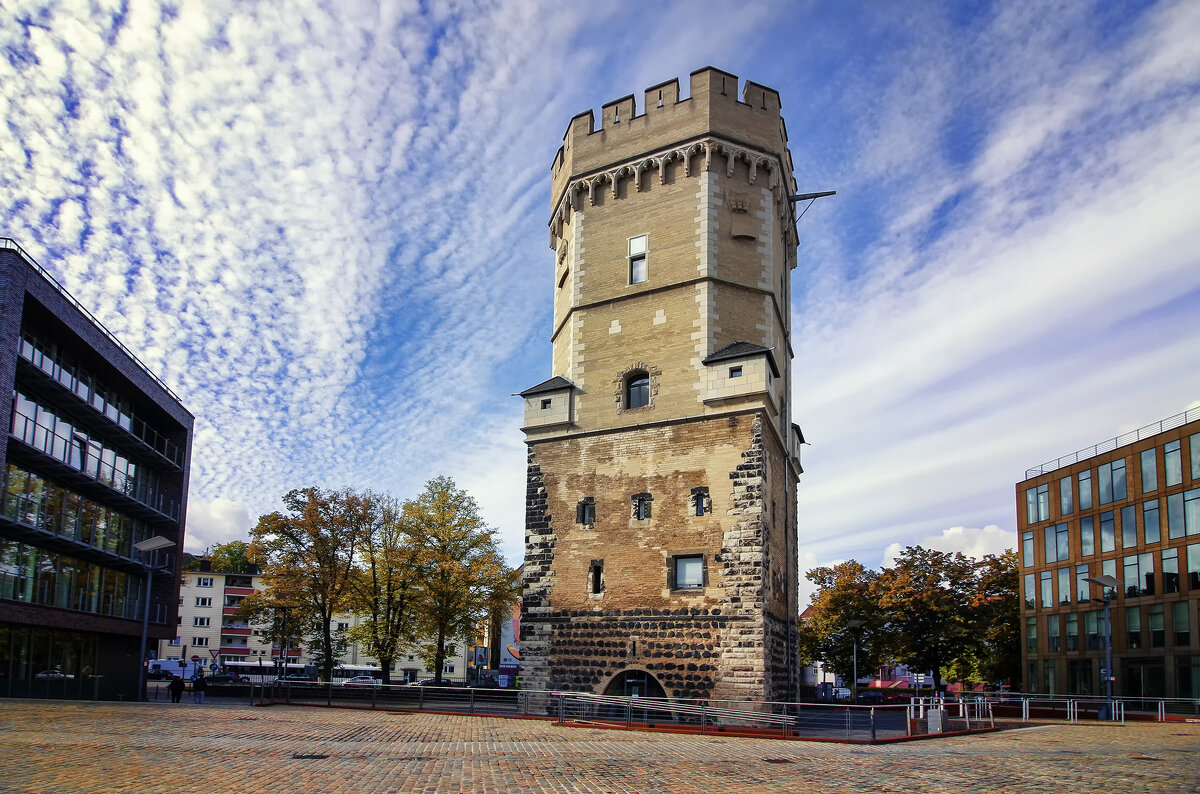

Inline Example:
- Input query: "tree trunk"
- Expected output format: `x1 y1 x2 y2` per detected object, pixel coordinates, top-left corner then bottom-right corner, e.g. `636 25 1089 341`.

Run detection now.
379 656 392 685
433 627 446 684
322 618 334 682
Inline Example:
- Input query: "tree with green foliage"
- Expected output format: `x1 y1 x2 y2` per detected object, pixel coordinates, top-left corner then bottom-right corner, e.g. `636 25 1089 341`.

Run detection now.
798 545 1020 692
970 550 1021 684
246 488 364 682
186 540 255 573
876 546 978 692
796 560 889 690
404 476 507 685
344 492 421 685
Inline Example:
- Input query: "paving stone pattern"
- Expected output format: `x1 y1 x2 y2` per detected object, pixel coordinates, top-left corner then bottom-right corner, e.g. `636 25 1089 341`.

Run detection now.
1 701 1198 793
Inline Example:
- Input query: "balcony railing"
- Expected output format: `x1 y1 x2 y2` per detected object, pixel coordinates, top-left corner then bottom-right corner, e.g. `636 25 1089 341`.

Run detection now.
0 570 170 623
9 413 181 521
1025 406 1200 478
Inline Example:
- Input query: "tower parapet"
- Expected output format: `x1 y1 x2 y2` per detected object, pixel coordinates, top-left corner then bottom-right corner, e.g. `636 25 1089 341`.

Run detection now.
550 67 796 226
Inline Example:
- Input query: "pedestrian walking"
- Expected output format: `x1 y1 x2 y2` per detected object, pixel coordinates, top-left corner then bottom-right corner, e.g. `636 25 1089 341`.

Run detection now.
168 675 184 703
192 674 207 704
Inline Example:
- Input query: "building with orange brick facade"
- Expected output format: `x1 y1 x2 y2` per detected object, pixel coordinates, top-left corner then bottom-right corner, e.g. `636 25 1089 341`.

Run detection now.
1017 409 1200 698
519 68 805 702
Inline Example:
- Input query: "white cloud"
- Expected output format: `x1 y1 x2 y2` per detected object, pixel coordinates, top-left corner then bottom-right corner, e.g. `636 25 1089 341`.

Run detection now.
184 497 253 554
881 525 1013 570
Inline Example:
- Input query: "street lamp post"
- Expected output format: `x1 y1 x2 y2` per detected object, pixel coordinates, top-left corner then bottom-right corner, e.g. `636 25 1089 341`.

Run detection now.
1084 574 1123 721
133 536 176 703
845 620 865 703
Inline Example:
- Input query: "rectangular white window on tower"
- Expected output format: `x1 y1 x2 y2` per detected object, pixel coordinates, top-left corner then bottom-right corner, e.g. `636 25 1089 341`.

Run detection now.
674 555 704 589
628 235 647 284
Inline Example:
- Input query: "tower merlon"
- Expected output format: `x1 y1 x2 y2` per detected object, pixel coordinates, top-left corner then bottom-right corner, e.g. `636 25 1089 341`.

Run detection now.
551 68 793 210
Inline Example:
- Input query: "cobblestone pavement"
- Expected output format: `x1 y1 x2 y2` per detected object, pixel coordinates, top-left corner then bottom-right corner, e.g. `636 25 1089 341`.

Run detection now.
1 700 1198 793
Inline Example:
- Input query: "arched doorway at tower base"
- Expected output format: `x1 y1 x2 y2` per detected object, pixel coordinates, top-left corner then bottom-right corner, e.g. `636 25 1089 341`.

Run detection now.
602 669 667 699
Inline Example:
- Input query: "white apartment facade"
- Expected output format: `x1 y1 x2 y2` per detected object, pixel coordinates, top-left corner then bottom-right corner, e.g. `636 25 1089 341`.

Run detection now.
158 568 470 682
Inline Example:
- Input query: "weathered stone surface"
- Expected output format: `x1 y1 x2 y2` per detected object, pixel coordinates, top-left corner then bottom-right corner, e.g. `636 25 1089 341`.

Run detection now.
522 70 802 703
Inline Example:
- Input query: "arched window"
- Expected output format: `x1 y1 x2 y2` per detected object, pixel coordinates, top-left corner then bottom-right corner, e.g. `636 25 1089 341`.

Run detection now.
626 372 649 409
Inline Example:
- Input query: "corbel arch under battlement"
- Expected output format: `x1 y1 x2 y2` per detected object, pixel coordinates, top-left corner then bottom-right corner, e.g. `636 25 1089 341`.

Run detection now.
548 135 793 234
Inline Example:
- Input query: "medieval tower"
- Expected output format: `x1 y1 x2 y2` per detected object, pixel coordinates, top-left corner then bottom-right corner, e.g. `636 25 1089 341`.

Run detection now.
520 68 804 703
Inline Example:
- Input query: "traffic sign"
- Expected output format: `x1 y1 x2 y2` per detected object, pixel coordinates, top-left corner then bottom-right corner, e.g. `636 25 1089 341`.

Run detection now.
191 655 201 662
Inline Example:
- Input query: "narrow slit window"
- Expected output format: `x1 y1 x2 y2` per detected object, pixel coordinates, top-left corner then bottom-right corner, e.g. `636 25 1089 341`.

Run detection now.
632 492 652 521
628 235 648 284
576 497 595 526
590 560 604 595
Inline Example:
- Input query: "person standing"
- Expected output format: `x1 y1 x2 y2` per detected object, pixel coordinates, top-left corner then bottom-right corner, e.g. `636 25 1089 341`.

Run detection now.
192 674 208 704
168 675 185 703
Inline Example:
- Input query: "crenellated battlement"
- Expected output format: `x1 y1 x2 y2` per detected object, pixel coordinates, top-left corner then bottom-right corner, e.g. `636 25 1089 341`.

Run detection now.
551 67 790 211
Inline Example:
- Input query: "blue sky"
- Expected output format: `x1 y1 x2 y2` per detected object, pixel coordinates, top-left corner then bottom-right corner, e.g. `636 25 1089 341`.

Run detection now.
3 0 1198 607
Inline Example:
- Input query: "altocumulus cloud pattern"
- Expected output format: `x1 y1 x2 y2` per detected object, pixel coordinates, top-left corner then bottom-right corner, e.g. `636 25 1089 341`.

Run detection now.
2 1 1199 595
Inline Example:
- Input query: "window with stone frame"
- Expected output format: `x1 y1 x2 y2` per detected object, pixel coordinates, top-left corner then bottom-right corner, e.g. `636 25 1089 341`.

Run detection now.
669 554 705 590
691 487 710 517
576 496 596 526
631 492 652 521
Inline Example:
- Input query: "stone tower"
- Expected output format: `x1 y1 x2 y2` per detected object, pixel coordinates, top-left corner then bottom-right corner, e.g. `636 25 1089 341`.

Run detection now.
519 68 804 703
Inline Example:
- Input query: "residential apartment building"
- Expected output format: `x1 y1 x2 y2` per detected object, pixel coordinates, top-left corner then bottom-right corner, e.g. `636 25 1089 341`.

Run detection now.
1017 409 1200 698
160 566 470 682
0 238 193 697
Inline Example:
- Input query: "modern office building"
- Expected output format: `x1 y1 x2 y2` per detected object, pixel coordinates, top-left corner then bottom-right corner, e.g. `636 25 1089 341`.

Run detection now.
161 564 471 683
520 68 804 702
0 238 193 698
1017 409 1200 698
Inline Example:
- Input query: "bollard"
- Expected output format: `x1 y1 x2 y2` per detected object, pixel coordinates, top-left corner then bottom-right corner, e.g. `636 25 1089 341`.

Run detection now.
870 707 877 742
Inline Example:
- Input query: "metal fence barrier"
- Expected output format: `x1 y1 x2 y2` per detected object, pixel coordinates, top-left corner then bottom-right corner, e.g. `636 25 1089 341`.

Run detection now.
251 683 934 742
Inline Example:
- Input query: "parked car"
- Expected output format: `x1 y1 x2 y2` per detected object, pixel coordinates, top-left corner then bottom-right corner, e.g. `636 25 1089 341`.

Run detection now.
203 673 251 685
34 669 74 680
340 675 379 687
408 678 466 687
271 673 318 684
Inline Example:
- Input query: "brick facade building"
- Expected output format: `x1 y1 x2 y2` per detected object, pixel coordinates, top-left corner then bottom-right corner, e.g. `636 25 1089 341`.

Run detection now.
0 238 193 697
1017 410 1200 698
520 69 805 702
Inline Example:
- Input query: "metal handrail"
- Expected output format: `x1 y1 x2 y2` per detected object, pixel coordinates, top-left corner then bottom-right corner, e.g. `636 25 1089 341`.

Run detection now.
1 237 183 405
1025 406 1200 477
